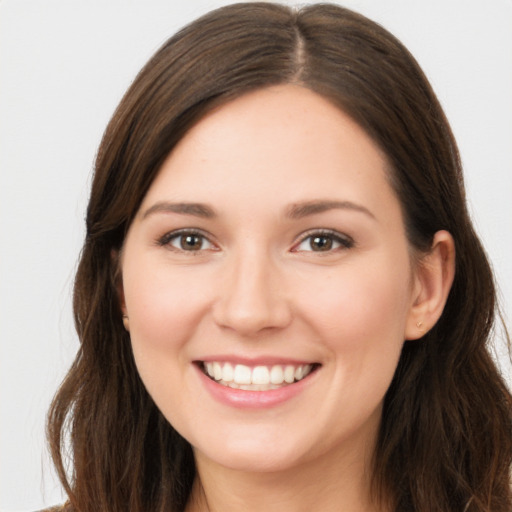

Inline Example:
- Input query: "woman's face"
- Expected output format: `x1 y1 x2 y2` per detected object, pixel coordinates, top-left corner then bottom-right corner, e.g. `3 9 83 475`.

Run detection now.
120 85 421 474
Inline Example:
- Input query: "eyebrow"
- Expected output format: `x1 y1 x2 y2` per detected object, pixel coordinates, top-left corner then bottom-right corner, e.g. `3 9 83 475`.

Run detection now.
141 199 375 221
285 200 376 220
141 202 216 219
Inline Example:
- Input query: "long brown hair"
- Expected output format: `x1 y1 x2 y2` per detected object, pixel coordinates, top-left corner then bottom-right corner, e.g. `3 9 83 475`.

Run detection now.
47 3 512 511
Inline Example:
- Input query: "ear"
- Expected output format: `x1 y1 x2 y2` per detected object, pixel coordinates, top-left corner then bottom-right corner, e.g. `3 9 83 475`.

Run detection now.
405 230 455 340
111 249 130 331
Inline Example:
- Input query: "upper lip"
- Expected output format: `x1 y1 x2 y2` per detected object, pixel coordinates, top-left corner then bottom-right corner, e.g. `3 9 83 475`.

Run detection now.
195 355 320 366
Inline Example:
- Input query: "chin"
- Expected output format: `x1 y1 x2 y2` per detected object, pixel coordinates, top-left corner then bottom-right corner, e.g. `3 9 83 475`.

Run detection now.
191 429 314 473
199 448 304 473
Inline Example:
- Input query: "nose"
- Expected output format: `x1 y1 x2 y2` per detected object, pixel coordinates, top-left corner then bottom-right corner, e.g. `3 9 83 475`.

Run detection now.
212 247 292 336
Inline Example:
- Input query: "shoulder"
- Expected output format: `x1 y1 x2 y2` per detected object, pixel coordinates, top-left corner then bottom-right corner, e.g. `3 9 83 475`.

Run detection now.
35 506 67 512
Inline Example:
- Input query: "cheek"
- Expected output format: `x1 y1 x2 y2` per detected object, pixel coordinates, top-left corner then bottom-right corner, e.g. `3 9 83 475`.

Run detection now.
317 269 405 317
124 262 207 341
121 261 213 426
292 257 412 430
295 255 412 357
121 260 214 391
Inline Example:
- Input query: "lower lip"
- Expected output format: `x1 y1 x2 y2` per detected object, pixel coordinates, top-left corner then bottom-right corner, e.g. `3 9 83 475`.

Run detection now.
195 365 317 409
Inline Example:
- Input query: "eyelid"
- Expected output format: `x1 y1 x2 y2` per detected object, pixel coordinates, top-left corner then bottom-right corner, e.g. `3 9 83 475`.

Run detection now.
291 229 354 252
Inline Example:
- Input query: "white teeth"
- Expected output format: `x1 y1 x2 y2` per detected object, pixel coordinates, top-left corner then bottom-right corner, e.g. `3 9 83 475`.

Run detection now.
234 364 252 384
252 366 270 385
213 362 223 381
270 365 284 384
284 365 295 383
202 361 315 389
222 362 234 382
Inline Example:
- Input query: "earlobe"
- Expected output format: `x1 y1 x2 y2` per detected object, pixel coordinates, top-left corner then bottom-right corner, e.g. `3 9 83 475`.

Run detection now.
112 249 130 332
405 230 455 340
122 313 130 331
118 283 130 332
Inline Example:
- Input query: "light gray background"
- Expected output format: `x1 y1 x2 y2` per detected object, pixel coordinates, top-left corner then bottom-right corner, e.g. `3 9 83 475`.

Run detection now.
1 1 511 510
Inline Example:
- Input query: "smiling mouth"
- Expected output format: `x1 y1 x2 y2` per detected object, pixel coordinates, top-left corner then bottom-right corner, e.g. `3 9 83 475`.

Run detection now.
199 361 319 391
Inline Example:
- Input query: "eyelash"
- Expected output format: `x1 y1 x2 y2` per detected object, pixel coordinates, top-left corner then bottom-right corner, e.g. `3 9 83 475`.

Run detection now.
292 229 354 253
157 229 216 253
157 229 354 254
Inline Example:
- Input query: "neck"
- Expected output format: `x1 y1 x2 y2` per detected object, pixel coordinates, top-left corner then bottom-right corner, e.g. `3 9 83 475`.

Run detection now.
185 437 388 512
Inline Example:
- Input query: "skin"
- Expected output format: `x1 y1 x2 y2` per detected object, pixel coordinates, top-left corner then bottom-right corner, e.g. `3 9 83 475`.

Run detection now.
119 85 455 512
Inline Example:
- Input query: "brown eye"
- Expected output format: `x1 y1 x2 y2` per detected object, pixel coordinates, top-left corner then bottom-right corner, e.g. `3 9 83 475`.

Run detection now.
294 231 354 253
159 230 214 252
310 235 333 251
179 234 203 251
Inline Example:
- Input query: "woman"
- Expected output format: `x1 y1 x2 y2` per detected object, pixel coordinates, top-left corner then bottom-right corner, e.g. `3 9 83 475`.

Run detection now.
46 3 511 511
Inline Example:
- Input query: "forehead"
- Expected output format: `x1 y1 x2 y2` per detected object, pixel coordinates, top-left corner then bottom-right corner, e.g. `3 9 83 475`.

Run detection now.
141 84 397 219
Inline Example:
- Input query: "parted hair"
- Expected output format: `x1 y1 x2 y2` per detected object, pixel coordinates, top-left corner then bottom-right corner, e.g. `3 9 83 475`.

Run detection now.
47 3 512 511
